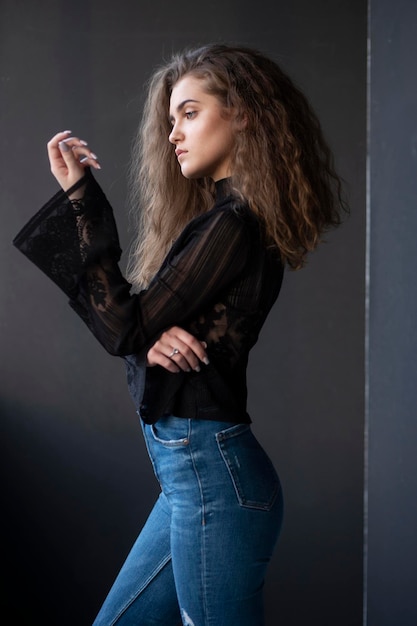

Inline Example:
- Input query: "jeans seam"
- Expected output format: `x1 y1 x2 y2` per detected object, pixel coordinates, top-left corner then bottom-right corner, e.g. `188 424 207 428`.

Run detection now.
187 421 209 625
108 553 172 626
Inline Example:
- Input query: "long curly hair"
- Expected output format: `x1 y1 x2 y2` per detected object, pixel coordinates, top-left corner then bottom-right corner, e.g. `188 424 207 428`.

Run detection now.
127 43 347 288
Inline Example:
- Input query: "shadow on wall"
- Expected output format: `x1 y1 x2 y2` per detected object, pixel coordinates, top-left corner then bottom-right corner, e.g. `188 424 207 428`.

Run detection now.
1 394 157 626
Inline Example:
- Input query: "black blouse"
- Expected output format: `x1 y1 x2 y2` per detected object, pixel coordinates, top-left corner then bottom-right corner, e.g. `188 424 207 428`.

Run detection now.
13 170 284 424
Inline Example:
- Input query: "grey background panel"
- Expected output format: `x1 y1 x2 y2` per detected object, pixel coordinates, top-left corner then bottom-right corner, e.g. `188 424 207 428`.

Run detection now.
366 1 417 624
1 1 366 624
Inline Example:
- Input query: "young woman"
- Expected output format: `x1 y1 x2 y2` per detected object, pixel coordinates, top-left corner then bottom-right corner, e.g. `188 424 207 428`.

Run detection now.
14 44 345 626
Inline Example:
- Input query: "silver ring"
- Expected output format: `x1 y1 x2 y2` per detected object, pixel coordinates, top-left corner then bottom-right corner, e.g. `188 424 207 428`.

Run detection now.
168 348 180 358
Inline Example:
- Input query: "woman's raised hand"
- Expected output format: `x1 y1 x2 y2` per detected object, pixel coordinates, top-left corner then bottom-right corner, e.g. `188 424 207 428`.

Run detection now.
47 130 101 192
147 326 209 374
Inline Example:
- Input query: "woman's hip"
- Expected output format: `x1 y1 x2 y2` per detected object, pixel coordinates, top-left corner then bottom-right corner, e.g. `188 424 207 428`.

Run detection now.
141 415 283 528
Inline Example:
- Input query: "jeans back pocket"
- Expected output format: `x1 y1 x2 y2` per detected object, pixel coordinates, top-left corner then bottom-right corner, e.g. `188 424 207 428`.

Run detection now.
216 424 280 511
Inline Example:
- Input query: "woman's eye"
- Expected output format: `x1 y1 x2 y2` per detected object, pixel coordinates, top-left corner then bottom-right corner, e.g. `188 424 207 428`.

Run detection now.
185 111 197 119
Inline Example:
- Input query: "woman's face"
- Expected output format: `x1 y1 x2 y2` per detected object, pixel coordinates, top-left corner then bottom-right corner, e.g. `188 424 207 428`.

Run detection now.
169 75 236 181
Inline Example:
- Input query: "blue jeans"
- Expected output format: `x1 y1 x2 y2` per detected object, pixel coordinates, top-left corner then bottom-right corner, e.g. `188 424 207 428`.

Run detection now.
92 416 283 626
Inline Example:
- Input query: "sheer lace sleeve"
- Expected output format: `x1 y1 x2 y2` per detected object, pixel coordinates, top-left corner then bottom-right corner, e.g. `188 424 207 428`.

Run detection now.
13 170 121 298
13 172 254 357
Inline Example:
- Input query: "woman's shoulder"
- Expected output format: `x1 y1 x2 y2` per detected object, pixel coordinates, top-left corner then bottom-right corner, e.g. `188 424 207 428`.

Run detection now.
198 194 257 230
167 195 258 259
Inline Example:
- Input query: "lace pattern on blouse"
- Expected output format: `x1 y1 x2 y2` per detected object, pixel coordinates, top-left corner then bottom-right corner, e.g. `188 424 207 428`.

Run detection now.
13 172 284 421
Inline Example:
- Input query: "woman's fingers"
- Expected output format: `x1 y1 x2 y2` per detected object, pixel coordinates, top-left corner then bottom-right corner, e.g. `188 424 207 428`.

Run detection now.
163 327 209 371
61 138 101 168
147 326 209 373
47 130 72 163
58 136 101 171
47 130 101 191
146 347 182 373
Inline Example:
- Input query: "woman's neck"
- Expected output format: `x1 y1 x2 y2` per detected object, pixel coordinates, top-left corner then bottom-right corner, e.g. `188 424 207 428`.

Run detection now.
214 177 231 202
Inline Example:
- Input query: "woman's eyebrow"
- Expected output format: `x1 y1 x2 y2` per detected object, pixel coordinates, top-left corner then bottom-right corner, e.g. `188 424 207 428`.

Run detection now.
169 99 201 122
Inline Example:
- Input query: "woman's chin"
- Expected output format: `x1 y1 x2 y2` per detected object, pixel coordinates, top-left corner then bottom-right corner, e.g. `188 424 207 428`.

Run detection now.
180 164 207 180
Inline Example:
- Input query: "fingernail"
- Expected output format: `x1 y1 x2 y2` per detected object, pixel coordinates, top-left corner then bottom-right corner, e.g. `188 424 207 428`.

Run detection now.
79 156 89 163
63 130 72 134
90 152 98 159
59 141 70 152
194 365 201 372
80 140 88 146
203 357 210 365
202 341 207 348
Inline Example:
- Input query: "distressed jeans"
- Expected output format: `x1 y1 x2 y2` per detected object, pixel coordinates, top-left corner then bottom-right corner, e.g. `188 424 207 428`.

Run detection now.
92 416 283 626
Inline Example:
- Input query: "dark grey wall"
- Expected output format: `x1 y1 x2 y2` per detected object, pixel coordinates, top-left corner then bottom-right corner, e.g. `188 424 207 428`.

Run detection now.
1 1 366 624
366 1 417 624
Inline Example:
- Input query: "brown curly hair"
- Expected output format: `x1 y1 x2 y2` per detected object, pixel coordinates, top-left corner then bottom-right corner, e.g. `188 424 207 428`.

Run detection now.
127 43 347 288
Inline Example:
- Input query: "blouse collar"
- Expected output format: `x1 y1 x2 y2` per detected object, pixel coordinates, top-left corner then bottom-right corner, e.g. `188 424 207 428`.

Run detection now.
214 178 232 202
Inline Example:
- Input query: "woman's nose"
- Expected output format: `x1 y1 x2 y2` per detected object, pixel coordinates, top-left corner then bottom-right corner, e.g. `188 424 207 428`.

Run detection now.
169 123 182 144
